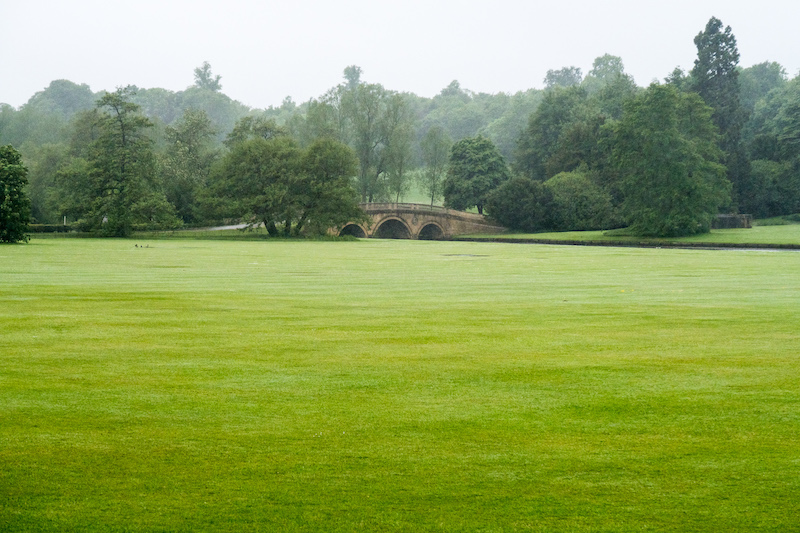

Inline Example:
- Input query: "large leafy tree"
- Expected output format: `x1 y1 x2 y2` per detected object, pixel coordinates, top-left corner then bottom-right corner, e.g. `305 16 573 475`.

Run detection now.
210 135 364 236
690 17 749 211
211 136 300 236
24 80 96 120
514 86 589 181
739 62 787 115
544 67 583 89
61 87 178 236
481 89 544 161
343 81 413 202
418 81 486 144
744 76 800 217
444 136 510 214
294 138 366 235
0 145 31 243
544 169 614 231
419 125 452 206
582 55 632 97
299 69 414 203
224 115 287 148
608 84 730 237
485 177 554 232
160 109 218 223
382 94 415 203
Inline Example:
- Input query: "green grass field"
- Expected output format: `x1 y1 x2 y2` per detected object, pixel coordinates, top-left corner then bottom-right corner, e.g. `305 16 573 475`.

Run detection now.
461 223 800 247
2 238 799 531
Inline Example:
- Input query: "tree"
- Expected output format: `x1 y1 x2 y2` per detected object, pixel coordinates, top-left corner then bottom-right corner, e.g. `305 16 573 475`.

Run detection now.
50 110 103 225
0 145 31 243
744 77 800 217
383 94 415 202
582 55 629 95
665 67 690 92
22 142 67 224
482 89 544 161
224 115 287 148
174 86 250 142
384 126 413 203
294 89 349 146
748 159 800 218
83 87 178 235
343 65 362 91
24 80 96 120
739 62 787 114
543 112 607 178
608 84 730 237
588 55 625 82
419 126 452 206
444 136 511 214
420 81 486 142
161 109 218 223
589 68 639 120
341 78 414 202
210 136 300 236
209 135 364 236
690 17 749 210
514 86 588 181
344 82 388 202
544 169 614 230
194 61 222 92
485 177 554 232
294 138 366 235
544 67 583 89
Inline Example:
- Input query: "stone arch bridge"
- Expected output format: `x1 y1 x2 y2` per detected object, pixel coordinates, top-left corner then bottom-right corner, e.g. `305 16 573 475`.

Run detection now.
338 203 505 240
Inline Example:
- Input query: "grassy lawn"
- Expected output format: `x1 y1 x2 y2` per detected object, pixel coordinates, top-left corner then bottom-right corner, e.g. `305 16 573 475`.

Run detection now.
2 238 799 531
460 223 800 247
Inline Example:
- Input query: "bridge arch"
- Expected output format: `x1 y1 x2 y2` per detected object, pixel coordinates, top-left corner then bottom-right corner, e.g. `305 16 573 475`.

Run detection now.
373 217 412 239
339 223 367 238
417 222 445 240
332 203 505 239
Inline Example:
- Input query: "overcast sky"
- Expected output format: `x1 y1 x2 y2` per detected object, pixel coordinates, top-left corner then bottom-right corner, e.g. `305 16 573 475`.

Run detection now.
2 0 798 109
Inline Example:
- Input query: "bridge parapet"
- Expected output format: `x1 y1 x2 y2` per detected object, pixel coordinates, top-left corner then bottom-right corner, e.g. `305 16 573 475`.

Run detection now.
338 203 505 239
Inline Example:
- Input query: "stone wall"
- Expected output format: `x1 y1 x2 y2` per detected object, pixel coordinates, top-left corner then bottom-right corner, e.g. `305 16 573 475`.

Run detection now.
712 214 752 229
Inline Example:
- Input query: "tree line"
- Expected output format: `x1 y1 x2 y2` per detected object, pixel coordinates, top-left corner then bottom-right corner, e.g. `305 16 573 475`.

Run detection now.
2 18 800 240
449 17 799 236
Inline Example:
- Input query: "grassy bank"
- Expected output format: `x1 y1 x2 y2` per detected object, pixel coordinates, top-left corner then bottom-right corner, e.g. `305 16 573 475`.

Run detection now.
457 222 800 248
2 239 799 531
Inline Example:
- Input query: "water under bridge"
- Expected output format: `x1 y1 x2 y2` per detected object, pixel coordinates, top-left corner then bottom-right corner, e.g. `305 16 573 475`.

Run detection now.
338 203 505 240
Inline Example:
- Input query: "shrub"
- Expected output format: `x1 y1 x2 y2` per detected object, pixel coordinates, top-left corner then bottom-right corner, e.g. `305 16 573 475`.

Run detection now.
544 170 614 230
485 177 555 232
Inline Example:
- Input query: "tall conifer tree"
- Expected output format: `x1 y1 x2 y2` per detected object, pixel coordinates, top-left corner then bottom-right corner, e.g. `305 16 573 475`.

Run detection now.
690 17 750 211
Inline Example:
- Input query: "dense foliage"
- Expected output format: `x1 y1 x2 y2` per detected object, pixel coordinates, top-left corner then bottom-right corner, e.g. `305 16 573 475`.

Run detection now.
690 17 749 212
0 145 31 242
443 136 510 214
2 22 799 238
207 135 365 236
609 85 729 236
485 177 554 232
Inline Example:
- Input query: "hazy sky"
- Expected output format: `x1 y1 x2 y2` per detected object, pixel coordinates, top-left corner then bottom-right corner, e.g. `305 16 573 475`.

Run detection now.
2 0 798 109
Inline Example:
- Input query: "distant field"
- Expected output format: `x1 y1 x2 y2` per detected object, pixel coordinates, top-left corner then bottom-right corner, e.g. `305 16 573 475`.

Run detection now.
460 223 800 247
2 238 799 531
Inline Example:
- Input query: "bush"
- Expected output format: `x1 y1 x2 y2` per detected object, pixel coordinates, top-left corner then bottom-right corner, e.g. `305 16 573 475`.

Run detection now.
485 177 555 232
28 224 73 233
544 170 614 230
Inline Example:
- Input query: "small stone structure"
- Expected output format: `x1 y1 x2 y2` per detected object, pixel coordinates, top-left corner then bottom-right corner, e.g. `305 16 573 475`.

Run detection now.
338 203 505 239
712 214 752 229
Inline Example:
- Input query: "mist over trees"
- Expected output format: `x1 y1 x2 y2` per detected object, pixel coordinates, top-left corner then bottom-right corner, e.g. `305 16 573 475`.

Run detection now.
2 20 800 238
